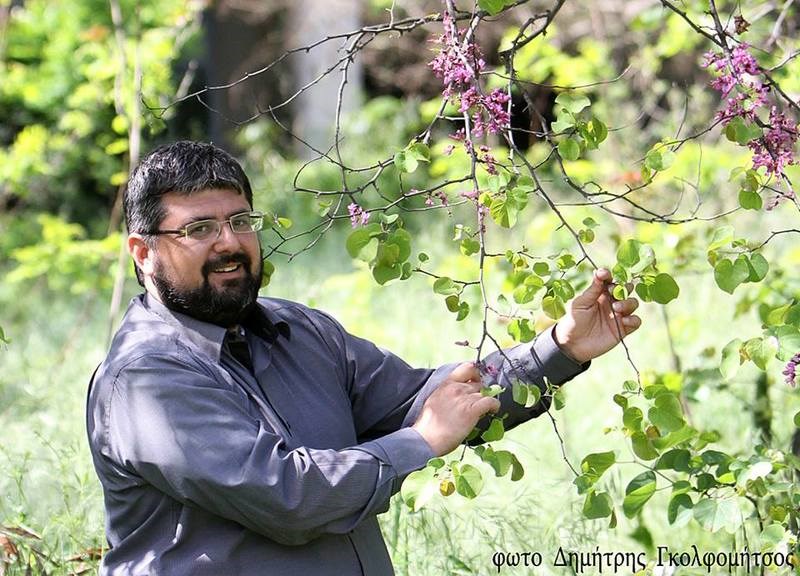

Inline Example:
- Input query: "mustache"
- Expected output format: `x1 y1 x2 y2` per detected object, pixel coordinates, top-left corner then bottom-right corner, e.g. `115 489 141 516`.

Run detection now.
202 253 252 277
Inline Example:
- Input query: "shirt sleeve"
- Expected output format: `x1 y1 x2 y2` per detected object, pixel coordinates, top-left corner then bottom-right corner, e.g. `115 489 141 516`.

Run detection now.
306 308 587 442
103 353 434 547
398 325 589 433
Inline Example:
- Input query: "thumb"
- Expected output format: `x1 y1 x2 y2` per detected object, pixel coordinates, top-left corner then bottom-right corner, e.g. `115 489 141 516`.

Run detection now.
572 268 611 308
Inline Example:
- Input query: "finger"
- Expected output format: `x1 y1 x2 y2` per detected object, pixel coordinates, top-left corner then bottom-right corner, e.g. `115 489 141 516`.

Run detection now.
611 298 639 316
449 362 482 383
469 395 501 417
621 315 642 333
572 268 612 308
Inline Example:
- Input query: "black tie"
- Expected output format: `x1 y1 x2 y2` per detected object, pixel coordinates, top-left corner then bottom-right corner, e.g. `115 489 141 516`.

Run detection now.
225 329 253 373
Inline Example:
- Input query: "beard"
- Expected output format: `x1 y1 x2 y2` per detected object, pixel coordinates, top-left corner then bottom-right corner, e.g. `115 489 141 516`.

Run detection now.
152 252 263 327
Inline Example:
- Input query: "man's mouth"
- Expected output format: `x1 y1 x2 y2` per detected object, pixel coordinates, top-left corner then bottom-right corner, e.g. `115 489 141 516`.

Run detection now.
212 263 242 273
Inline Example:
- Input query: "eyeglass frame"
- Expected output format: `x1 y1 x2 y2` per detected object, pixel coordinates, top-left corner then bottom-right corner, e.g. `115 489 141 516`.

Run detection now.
143 210 265 241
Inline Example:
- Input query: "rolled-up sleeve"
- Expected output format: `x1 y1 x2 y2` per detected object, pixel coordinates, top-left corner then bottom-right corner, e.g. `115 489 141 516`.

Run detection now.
104 354 434 546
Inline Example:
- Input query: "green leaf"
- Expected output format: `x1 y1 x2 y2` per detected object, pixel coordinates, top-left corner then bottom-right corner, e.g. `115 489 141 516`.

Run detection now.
407 141 431 162
433 277 459 296
650 273 679 304
558 138 581 161
480 384 504 398
582 116 608 148
551 279 575 301
550 116 575 134
385 228 412 263
507 318 536 343
774 325 800 361
760 524 787 551
738 189 763 210
277 217 293 229
553 386 566 410
346 224 381 259
460 238 480 256
794 410 800 428
373 263 401 285
481 418 505 442
445 294 461 313
623 406 644 433
648 394 684 433
454 464 483 498
720 338 743 380
427 457 445 469
656 449 691 472
707 225 735 252
616 239 642 268
542 295 566 319
555 92 591 114
652 425 696 450
630 244 656 274
693 498 742 533
644 146 676 172
583 490 614 519
724 116 762 145
533 262 550 276
580 451 616 481
401 466 437 511
478 0 506 15
668 493 694 526
622 471 656 518
743 337 777 370
737 460 773 487
482 448 514 477
393 150 418 173
261 259 276 287
631 432 659 460
455 301 470 321
714 257 750 294
511 381 540 408
510 454 524 481
490 196 518 228
746 253 769 282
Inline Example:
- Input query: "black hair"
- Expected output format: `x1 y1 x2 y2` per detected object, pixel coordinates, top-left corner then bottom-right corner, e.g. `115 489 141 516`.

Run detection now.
124 141 254 285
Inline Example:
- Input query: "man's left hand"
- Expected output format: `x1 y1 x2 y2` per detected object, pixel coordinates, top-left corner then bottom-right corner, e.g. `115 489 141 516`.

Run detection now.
554 268 642 364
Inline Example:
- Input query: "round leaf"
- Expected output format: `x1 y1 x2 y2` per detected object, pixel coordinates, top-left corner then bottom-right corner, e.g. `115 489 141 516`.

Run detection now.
558 138 581 161
650 273 679 304
622 471 656 518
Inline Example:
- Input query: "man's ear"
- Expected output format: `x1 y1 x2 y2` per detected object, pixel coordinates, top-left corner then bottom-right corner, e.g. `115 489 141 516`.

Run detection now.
128 234 155 276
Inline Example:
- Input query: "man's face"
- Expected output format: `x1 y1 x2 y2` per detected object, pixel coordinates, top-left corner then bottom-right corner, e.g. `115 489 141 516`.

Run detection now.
146 188 263 327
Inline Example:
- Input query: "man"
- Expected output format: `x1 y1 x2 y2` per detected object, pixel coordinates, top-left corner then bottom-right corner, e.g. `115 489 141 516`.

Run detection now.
86 141 641 575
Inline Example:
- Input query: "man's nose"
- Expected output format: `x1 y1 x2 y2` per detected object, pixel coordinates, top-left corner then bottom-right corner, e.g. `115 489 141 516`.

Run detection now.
211 221 242 251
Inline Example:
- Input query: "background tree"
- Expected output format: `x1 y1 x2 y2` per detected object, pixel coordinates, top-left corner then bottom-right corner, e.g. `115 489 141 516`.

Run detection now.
2 0 800 574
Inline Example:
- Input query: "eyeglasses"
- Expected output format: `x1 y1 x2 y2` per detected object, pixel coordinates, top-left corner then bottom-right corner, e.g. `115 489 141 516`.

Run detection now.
146 211 265 241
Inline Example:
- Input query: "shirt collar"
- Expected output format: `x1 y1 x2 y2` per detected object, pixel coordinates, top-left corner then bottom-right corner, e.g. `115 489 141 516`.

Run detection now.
142 293 290 363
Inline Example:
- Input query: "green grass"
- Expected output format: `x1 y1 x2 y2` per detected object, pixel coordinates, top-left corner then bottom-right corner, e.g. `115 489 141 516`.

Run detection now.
1 216 799 575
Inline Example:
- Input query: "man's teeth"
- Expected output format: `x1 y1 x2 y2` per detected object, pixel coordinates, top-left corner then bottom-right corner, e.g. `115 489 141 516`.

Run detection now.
214 264 240 272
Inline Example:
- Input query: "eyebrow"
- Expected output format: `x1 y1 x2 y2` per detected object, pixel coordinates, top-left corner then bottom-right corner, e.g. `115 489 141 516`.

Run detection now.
180 209 252 227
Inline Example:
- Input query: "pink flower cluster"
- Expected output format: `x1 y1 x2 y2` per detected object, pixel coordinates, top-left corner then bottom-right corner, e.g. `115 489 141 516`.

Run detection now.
424 190 450 207
347 202 370 228
429 11 511 140
703 44 798 180
751 107 797 176
784 351 800 387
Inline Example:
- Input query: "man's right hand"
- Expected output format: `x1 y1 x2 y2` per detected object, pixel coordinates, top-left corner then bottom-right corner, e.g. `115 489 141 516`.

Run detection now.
411 362 501 456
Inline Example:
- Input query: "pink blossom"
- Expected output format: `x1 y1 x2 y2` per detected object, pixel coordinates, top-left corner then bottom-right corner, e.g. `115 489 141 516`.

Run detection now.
783 351 800 386
750 107 798 177
347 202 370 228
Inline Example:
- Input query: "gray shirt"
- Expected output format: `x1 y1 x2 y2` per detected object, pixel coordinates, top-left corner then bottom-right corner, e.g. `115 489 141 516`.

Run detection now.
86 294 585 575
